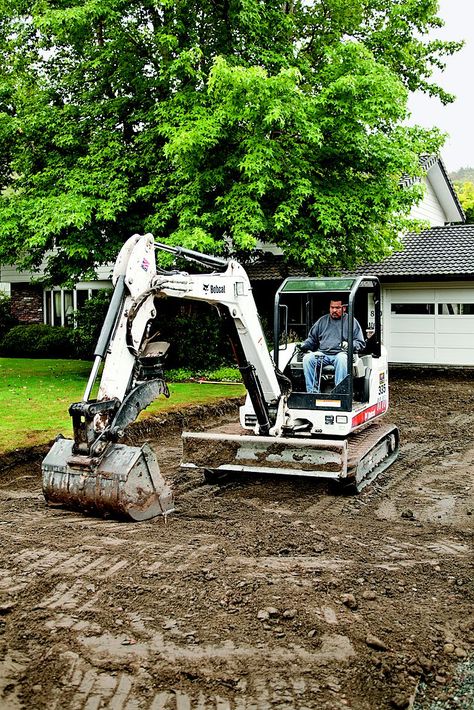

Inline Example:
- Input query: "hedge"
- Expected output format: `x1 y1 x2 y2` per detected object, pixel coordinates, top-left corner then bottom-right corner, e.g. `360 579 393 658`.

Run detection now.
0 324 76 358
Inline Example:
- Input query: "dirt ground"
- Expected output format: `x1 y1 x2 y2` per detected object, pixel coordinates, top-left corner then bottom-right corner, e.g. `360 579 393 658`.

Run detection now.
0 370 473 710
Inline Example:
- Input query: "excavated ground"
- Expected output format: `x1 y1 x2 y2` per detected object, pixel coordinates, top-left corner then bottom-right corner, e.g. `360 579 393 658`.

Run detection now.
0 370 473 710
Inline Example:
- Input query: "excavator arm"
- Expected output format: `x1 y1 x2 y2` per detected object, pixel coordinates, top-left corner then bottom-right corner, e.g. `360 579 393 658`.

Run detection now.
42 234 288 520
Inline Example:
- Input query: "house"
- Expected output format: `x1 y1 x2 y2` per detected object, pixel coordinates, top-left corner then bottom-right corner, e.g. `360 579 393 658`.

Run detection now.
349 156 474 367
0 264 113 327
247 156 473 368
351 224 474 366
1 156 472 367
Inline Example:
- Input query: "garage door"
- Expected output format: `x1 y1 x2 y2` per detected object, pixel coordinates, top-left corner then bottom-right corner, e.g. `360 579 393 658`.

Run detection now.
386 286 474 366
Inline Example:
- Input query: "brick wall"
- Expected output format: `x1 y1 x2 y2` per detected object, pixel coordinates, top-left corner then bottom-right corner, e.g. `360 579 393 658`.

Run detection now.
11 284 43 324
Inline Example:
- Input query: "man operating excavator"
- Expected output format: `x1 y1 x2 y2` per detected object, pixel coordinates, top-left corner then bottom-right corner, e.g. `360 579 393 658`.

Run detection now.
298 299 365 393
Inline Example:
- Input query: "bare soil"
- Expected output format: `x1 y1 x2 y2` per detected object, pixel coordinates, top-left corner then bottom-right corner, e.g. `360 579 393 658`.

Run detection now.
0 371 473 710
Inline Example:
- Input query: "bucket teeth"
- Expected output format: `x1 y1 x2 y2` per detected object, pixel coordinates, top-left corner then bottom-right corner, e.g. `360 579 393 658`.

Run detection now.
42 439 174 521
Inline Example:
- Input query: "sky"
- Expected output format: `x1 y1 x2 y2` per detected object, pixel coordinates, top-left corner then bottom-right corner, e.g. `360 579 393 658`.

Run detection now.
407 0 474 173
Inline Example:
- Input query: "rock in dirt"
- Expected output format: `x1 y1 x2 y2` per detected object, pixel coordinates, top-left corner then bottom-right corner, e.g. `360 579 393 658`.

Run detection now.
265 606 279 617
390 695 410 709
341 593 358 609
366 634 388 651
0 603 15 615
362 590 377 600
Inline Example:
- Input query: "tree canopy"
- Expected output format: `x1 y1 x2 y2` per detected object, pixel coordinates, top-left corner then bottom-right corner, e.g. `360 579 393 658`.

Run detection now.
0 0 461 282
454 180 474 224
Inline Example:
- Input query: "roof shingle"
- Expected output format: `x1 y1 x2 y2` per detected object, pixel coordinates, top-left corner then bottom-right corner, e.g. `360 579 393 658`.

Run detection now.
352 224 474 278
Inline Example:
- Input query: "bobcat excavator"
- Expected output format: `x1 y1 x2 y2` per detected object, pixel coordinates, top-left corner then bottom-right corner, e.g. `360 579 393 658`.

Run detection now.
42 233 399 521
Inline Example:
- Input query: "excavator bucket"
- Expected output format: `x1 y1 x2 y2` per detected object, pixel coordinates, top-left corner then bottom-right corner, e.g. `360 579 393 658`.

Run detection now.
42 439 174 521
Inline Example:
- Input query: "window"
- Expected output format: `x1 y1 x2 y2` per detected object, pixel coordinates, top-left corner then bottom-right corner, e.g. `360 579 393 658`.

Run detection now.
438 303 474 315
391 303 435 315
44 286 109 326
64 291 74 326
44 289 74 326
53 291 62 326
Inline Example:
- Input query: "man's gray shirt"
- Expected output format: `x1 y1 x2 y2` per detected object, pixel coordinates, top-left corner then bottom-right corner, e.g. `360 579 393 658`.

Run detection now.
302 314 365 355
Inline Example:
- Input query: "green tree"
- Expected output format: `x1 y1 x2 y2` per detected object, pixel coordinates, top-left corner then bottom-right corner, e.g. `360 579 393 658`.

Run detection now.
0 1 461 281
454 180 474 224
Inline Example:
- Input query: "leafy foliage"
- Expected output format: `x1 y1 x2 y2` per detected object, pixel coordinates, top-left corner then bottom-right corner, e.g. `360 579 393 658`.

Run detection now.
450 167 474 184
165 367 241 383
154 302 234 371
0 0 460 279
0 292 18 340
70 289 112 359
454 181 474 224
0 324 75 358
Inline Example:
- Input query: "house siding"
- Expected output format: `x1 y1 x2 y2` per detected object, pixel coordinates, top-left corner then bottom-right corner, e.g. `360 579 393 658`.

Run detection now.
410 177 447 226
0 264 37 284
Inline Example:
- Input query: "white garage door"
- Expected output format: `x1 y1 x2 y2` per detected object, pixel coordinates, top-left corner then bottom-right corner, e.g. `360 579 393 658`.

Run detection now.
385 285 474 366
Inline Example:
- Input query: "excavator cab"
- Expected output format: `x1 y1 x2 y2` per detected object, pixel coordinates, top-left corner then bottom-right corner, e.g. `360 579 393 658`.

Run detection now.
273 276 382 409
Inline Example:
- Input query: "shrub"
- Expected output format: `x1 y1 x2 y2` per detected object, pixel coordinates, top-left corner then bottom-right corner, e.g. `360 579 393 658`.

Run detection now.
154 302 234 371
200 366 242 382
0 292 18 341
165 368 194 382
166 366 241 382
0 324 75 358
71 290 112 359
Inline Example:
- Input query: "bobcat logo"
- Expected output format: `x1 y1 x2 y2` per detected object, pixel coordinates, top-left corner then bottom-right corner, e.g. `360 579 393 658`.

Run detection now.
203 284 209 293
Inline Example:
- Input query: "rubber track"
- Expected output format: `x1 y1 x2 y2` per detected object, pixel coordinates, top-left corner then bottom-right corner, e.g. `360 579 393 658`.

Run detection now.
346 420 399 492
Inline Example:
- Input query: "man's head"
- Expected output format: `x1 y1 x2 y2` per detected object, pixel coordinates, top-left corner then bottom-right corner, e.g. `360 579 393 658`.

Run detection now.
329 300 345 320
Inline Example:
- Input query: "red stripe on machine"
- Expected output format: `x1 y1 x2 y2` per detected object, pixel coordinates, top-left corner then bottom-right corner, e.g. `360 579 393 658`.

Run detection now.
352 401 387 427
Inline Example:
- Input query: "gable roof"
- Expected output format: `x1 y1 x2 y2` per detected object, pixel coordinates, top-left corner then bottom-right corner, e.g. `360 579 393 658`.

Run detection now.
402 155 464 223
425 156 464 223
351 224 474 279
245 256 307 281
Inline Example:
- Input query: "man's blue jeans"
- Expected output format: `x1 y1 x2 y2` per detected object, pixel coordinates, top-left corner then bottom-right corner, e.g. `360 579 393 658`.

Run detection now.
302 351 348 393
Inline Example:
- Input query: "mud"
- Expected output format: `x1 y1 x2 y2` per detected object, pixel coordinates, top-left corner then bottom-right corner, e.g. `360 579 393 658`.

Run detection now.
0 371 473 709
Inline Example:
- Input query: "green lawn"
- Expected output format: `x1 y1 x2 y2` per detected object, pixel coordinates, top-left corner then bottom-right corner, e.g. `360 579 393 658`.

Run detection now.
0 358 245 454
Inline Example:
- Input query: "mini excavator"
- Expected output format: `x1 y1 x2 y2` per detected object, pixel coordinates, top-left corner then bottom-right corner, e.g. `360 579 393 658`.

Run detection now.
42 233 399 520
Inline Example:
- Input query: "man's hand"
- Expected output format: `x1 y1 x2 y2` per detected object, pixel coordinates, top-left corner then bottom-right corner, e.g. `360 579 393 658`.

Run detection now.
341 341 348 352
295 342 309 353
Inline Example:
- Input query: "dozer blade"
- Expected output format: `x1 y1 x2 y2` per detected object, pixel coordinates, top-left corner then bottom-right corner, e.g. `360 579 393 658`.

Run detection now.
42 438 174 521
181 421 399 491
182 429 348 479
